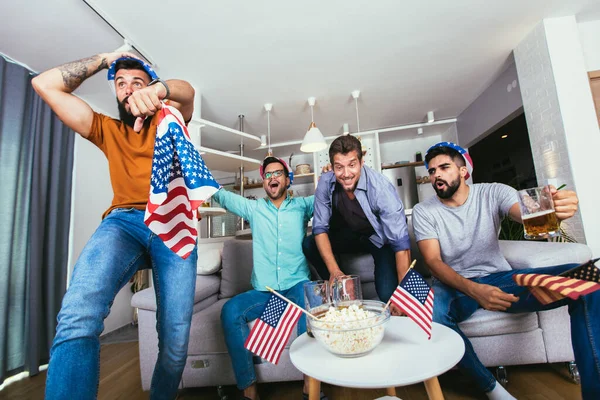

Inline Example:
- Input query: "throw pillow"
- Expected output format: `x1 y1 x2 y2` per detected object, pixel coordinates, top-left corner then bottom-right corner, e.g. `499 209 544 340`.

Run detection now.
197 248 222 275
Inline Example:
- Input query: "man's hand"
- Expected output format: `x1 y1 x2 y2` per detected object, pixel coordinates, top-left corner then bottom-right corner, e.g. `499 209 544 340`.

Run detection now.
549 185 578 221
321 163 332 173
127 85 165 131
470 283 518 311
101 51 140 67
390 304 405 316
328 269 349 299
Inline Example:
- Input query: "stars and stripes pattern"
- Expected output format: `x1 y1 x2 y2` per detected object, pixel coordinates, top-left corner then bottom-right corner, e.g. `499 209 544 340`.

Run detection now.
390 269 434 339
424 141 474 179
144 105 220 259
244 294 303 364
107 57 158 96
513 258 600 305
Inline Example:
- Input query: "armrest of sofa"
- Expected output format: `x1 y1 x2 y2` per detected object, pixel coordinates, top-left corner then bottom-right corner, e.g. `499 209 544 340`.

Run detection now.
499 240 592 270
131 274 221 312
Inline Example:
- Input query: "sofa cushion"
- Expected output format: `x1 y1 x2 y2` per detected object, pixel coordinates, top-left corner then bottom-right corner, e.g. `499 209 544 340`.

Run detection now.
132 274 221 311
499 240 592 270
458 309 539 337
197 248 222 275
219 240 254 298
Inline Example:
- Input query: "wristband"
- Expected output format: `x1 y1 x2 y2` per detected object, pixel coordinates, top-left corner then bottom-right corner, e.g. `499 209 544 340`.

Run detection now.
148 78 170 99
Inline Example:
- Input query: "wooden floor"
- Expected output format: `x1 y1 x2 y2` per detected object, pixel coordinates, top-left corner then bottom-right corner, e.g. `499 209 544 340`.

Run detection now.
1 341 582 400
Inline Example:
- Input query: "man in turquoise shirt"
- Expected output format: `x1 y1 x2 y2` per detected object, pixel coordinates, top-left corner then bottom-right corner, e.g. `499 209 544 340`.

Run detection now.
212 156 319 400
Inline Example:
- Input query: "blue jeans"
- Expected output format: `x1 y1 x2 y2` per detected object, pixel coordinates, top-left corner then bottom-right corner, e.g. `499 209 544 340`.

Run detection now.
45 208 197 400
433 263 600 399
302 232 398 302
220 280 308 390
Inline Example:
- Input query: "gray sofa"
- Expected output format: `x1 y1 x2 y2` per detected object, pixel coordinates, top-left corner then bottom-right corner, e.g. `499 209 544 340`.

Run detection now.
132 227 592 391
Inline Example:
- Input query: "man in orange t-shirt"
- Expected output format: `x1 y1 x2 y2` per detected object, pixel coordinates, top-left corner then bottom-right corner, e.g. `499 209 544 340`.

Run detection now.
33 53 196 400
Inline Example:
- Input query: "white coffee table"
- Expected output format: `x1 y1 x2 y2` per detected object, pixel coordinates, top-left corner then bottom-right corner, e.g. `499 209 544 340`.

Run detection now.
290 317 465 400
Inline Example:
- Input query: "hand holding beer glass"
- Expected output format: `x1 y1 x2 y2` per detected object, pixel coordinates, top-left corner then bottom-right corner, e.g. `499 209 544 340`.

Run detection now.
304 280 332 337
518 185 561 240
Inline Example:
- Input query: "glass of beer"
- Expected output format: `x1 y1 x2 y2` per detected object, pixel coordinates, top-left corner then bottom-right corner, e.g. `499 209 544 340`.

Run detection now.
517 185 561 240
304 280 331 337
331 275 363 307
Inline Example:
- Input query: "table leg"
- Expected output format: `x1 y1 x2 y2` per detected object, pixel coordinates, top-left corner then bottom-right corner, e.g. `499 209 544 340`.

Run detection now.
424 376 444 400
308 376 321 400
386 387 397 396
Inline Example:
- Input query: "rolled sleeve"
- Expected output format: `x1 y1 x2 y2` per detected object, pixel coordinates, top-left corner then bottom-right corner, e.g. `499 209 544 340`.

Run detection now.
312 173 334 235
375 180 411 252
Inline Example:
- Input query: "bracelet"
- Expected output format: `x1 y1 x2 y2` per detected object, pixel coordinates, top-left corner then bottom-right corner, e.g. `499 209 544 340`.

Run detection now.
148 78 170 99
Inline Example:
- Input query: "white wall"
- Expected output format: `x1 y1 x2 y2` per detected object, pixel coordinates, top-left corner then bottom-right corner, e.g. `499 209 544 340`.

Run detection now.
456 60 523 147
545 17 600 256
578 19 600 71
69 135 134 335
379 133 444 165
515 17 600 252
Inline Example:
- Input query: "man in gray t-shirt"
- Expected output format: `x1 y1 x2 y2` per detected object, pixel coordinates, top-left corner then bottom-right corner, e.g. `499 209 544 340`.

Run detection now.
413 182 517 278
412 142 598 400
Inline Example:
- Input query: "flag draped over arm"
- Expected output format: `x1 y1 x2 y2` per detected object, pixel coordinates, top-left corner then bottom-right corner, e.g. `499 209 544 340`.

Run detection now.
390 269 434 339
244 294 303 364
513 258 600 305
144 105 220 259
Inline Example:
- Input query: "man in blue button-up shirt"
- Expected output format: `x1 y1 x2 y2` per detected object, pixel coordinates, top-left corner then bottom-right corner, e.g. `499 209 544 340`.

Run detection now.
212 156 318 400
303 135 411 306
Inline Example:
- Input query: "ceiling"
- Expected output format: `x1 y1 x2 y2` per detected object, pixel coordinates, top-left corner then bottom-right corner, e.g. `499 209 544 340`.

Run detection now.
2 0 599 160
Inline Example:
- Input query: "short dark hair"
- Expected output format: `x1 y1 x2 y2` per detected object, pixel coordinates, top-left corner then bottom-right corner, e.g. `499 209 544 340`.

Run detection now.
114 59 151 80
328 135 363 164
262 156 288 176
425 146 465 168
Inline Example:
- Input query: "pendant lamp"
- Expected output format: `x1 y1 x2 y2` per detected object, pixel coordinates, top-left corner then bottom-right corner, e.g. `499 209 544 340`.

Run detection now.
301 97 328 153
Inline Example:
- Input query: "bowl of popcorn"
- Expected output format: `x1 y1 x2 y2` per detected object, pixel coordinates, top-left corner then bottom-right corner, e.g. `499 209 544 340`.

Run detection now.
307 300 390 358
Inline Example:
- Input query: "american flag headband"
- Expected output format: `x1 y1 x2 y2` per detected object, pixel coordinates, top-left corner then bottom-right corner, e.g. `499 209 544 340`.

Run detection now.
106 57 158 96
424 141 474 180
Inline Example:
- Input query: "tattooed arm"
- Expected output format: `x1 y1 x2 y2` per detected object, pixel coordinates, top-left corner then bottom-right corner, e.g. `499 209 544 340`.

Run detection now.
32 52 135 138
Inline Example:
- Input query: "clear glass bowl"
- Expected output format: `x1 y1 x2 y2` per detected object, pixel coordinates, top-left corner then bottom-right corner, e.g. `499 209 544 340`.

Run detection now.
307 300 390 358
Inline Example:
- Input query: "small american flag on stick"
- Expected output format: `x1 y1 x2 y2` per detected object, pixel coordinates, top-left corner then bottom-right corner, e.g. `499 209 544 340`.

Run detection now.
513 258 600 305
144 105 220 259
390 268 434 339
244 294 303 364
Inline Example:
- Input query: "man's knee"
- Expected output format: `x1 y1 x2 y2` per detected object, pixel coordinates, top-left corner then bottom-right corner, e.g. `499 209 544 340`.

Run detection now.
221 297 243 327
432 304 454 326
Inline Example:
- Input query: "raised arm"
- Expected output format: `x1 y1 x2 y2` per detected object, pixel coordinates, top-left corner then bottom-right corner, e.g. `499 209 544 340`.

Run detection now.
160 80 195 122
31 52 135 137
211 189 255 224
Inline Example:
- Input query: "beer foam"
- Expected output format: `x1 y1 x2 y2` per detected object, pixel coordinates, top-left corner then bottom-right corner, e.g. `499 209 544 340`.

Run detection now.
522 209 555 220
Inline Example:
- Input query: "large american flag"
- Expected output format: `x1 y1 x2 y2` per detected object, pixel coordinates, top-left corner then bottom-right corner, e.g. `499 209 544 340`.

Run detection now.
513 258 600 305
390 269 434 339
244 294 302 364
144 105 220 259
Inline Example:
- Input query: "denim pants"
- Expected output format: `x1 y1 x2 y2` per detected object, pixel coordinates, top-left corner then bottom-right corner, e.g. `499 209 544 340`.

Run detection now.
45 208 197 400
302 232 398 302
433 263 600 399
220 280 308 390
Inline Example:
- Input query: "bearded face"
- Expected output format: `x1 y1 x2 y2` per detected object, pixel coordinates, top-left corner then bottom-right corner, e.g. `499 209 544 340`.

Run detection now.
117 96 137 128
433 175 461 199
